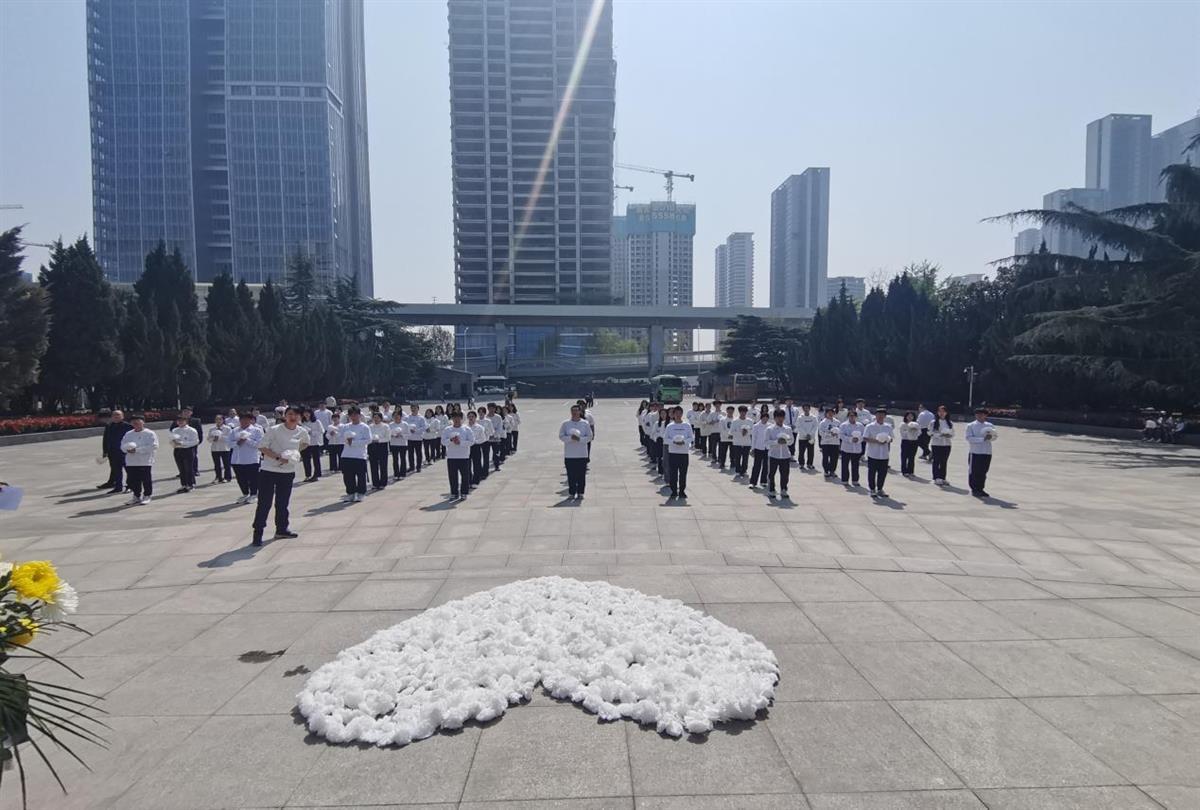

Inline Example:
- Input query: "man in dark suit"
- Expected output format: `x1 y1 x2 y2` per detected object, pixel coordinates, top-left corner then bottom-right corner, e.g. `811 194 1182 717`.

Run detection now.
182 406 203 474
98 409 132 493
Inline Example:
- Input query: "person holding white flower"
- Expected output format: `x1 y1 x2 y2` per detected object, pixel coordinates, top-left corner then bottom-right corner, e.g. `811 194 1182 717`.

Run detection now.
929 405 954 486
559 404 593 500
208 413 233 484
795 403 819 470
325 412 344 472
663 405 694 499
838 410 865 486
765 409 795 499
441 411 475 501
864 408 895 499
229 412 263 504
748 409 771 489
898 411 921 476
122 413 159 505
252 405 308 546
388 412 409 479
169 414 200 493
818 407 841 478
368 411 391 491
339 406 371 502
467 410 488 484
730 405 753 479
404 404 426 472
964 407 997 497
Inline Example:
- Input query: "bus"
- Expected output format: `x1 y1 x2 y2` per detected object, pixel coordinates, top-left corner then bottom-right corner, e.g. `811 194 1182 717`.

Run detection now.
476 375 509 397
650 374 684 404
697 372 758 402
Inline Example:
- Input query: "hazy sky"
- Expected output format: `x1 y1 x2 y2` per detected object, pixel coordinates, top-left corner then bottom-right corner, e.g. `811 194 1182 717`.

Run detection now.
2 0 1197 308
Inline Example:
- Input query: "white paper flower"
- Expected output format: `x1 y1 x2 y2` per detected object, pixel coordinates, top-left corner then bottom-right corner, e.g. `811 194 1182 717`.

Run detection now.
672 435 685 445
875 433 891 444
570 429 581 439
281 449 301 462
41 582 79 622
123 442 137 453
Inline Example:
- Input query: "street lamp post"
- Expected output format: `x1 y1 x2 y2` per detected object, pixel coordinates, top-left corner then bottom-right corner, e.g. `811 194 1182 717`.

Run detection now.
963 365 978 410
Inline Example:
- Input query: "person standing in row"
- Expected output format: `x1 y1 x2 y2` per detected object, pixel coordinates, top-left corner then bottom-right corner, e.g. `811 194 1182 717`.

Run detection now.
301 408 324 483
488 403 505 471
122 414 158 505
422 408 439 464
916 403 935 461
560 404 593 500
99 409 132 493
686 402 703 456
208 414 233 484
325 412 344 472
765 409 794 499
405 405 425 473
442 411 475 501
716 406 735 470
477 408 493 478
731 405 753 479
898 412 920 476
864 408 895 499
965 407 997 497
467 410 487 484
663 405 693 499
170 414 199 493
182 406 203 475
929 405 954 486
507 403 521 454
655 408 671 478
253 407 269 431
389 414 408 480
577 399 596 466
229 412 263 504
705 401 723 460
368 411 390 491
818 407 841 478
252 406 307 546
795 404 818 470
338 406 370 503
748 410 771 489
839 410 864 486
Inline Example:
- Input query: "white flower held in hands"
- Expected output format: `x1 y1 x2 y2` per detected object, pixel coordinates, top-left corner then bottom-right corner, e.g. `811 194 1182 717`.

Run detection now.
672 435 685 445
570 428 581 441
123 441 137 453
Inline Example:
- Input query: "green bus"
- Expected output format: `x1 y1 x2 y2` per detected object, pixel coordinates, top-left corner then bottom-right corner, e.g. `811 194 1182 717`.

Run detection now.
651 374 684 404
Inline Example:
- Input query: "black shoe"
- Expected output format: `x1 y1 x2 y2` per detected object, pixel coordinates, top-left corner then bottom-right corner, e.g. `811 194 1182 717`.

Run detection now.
108 487 122 494
978 490 989 498
251 532 263 547
96 482 113 490
177 486 189 494
274 529 299 539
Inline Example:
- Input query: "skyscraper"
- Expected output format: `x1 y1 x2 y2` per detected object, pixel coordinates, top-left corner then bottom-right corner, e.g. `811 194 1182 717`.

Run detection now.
87 0 373 292
1042 188 1107 258
1150 114 1200 202
1014 227 1043 256
611 214 628 303
448 0 615 308
623 201 695 350
827 275 865 304
1085 114 1152 208
715 232 753 307
770 168 829 310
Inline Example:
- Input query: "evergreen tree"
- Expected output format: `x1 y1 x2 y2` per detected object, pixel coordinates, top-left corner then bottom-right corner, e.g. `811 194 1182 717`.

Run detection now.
0 227 49 409
134 243 210 405
283 250 319 315
36 237 122 410
205 272 249 402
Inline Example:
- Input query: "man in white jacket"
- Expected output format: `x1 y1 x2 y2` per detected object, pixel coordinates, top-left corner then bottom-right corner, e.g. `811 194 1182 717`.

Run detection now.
863 408 895 499
662 406 694 499
964 407 997 497
229 412 264 504
252 406 309 546
795 403 819 470
765 409 795 499
442 411 475 501
559 405 593 500
339 406 371 503
169 415 200 493
122 414 159 505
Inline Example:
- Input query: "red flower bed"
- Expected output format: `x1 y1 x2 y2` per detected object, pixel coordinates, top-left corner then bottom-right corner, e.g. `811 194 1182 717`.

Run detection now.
0 411 168 436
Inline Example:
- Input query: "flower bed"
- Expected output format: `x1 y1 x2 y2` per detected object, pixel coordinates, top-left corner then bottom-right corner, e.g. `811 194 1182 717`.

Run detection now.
0 411 168 436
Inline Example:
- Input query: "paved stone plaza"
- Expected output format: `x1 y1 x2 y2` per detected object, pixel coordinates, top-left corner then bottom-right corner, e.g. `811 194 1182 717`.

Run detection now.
2 398 1199 809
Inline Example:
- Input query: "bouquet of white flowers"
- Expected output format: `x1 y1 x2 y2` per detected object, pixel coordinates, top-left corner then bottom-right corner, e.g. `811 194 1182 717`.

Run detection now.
281 449 301 463
875 433 891 444
122 441 137 453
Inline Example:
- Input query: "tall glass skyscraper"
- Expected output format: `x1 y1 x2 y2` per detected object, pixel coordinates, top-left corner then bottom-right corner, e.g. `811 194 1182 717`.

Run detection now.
87 0 373 293
770 168 829 310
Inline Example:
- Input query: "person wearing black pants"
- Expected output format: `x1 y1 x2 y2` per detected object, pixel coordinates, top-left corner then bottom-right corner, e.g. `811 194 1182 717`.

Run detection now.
928 406 954 485
181 407 203 475
662 406 693 498
864 409 895 498
839 413 864 486
252 407 307 545
560 405 593 499
368 412 390 490
898 412 920 476
916 404 935 460
717 406 735 470
764 410 794 498
964 408 996 497
467 411 487 484
389 419 408 480
98 409 131 492
169 416 199 493
229 414 263 503
122 414 158 504
442 412 474 500
818 408 841 478
338 407 371 502
404 406 425 472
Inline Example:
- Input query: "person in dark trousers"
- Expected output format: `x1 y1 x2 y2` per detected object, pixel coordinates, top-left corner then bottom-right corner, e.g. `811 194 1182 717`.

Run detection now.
898 411 921 476
817 407 841 478
99 409 132 492
929 405 954 486
559 404 593 500
748 411 771 489
765 409 795 498
916 403 935 460
229 412 263 504
467 410 487 484
717 406 735 470
388 413 408 479
368 411 391 490
663 406 693 499
181 406 203 474
964 407 997 497
839 411 864 486
338 406 371 503
122 414 158 504
252 406 308 545
208 413 233 483
795 403 818 470
169 415 200 493
441 411 475 501
863 408 895 499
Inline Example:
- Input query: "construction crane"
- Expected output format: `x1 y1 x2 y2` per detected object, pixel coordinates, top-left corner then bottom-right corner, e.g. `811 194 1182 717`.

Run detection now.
614 184 635 194
0 204 24 210
615 163 694 201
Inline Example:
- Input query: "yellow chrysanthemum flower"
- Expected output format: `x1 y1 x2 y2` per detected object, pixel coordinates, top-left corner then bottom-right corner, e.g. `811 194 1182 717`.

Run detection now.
4 617 37 646
10 561 61 602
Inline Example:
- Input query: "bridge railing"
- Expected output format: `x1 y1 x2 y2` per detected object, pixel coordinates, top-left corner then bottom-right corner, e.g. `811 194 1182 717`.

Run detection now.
507 350 720 373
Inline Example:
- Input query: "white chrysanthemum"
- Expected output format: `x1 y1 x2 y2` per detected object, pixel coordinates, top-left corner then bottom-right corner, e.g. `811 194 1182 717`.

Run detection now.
41 582 79 621
0 562 12 578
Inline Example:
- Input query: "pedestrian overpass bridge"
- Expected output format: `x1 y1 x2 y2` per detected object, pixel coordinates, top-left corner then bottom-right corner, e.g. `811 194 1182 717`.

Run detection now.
379 303 811 376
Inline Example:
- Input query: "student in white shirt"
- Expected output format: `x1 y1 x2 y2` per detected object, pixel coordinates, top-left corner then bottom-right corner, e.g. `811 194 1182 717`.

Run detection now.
388 413 409 479
559 404 593 499
864 408 895 499
325 413 344 472
641 403 661 466
730 405 753 479
337 406 371 501
252 406 309 545
765 409 795 498
229 412 264 503
404 405 426 472
916 403 935 460
839 411 865 486
301 408 324 483
576 398 595 466
208 414 233 484
705 401 723 461
834 399 848 422
507 403 521 454
795 404 819 470
964 407 997 497
663 405 694 499
898 411 921 476
655 408 671 479
122 413 159 504
817 407 841 478
637 401 651 452
368 411 392 490
432 406 448 460
467 410 488 484
748 411 772 489
929 405 954 486
686 402 703 454
169 415 200 493
717 405 735 471
695 403 712 458
252 407 269 430
488 404 506 471
441 411 475 500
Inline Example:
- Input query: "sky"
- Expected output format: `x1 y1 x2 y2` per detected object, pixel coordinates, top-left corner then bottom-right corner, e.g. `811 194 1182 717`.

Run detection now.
2 0 1198 311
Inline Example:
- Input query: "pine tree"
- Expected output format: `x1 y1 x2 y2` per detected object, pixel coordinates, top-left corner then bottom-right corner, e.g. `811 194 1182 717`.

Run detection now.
205 272 249 402
0 227 49 409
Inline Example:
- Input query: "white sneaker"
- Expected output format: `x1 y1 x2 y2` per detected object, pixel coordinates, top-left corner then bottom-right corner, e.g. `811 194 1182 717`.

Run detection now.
248 495 257 503
341 494 354 503
139 495 151 504
126 496 141 506
354 493 363 502
781 490 789 499
236 494 249 505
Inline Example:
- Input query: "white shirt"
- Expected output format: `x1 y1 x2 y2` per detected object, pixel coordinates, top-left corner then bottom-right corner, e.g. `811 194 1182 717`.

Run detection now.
795 413 819 442
856 408 871 423
559 418 593 458
388 422 408 446
663 421 694 453
489 413 505 439
863 421 894 460
917 409 935 430
370 422 391 443
207 424 231 452
818 417 841 446
468 422 487 445
122 428 159 466
229 424 264 465
509 413 521 431
260 423 309 475
765 424 794 459
751 420 771 451
719 415 735 443
305 420 325 447
964 420 997 455
930 419 954 447
313 407 333 430
731 417 754 447
405 414 426 441
326 422 345 445
441 425 474 459
839 420 865 454
169 425 199 449
339 422 372 460
255 414 270 430
899 421 922 441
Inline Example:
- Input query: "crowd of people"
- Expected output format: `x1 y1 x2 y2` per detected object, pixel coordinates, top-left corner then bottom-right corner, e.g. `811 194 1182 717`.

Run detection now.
96 398 521 545
1143 412 1185 443
637 397 999 501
